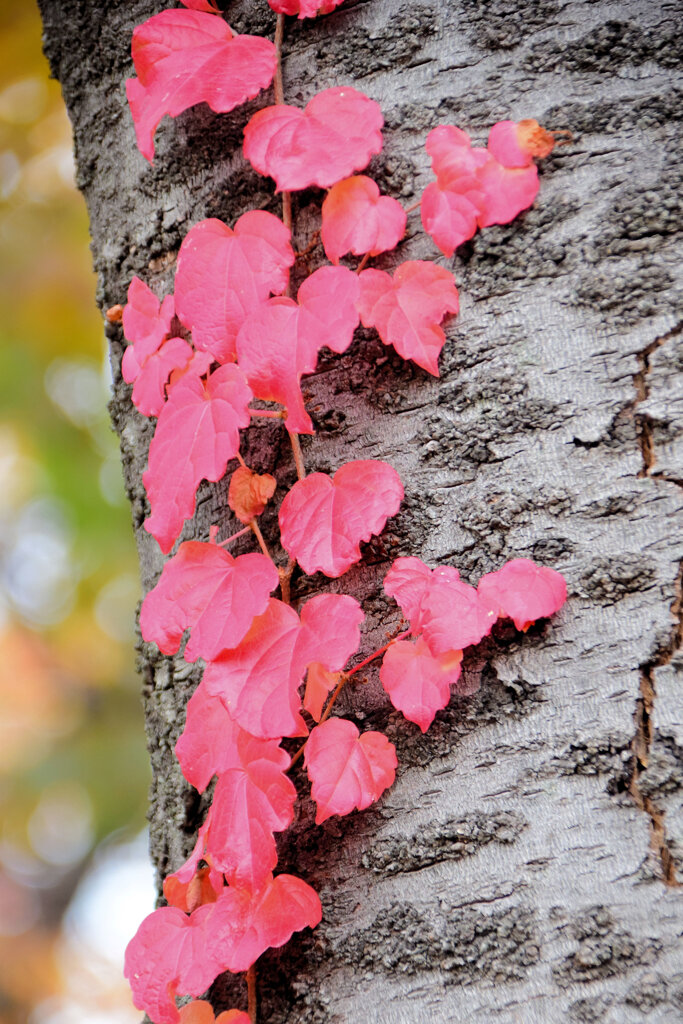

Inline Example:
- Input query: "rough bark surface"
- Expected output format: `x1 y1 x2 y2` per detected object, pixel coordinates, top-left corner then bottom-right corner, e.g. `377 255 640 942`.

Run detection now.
39 0 683 1021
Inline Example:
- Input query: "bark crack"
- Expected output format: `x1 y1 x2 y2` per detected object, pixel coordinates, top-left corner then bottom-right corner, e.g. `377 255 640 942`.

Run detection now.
633 322 683 478
629 322 683 886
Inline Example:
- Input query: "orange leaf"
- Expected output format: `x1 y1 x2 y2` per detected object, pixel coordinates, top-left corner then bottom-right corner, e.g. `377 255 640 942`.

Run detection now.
228 466 277 524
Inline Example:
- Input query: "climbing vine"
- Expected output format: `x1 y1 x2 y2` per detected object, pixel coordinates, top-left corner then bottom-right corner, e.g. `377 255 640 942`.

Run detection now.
115 2 568 1021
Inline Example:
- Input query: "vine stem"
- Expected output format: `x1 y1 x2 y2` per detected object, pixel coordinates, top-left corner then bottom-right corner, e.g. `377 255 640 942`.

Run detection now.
288 629 410 770
289 430 306 480
247 964 257 1022
250 519 273 561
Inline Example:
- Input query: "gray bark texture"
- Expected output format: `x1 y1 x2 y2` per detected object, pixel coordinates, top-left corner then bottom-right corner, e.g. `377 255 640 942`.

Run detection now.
39 0 683 1020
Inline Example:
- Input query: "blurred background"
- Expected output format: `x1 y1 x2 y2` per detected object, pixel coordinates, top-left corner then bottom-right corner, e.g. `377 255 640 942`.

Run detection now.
0 4 154 1021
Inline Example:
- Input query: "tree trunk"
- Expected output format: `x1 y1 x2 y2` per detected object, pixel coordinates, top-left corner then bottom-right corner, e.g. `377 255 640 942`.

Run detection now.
38 0 683 1020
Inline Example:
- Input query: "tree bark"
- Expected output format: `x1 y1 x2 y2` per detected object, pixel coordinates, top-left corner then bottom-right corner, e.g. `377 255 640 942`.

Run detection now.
39 0 683 1020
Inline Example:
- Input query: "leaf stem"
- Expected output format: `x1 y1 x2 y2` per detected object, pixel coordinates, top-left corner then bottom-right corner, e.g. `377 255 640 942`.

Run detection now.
288 430 306 480
404 199 421 214
247 964 258 1022
345 629 410 677
216 525 251 547
273 14 293 247
250 519 273 561
279 558 297 605
356 252 371 273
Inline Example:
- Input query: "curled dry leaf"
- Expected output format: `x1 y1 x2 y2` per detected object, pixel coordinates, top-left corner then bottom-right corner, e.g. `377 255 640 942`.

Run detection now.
228 466 277 524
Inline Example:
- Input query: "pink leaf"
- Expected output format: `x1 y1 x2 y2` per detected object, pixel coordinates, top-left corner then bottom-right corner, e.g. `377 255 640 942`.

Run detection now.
204 594 363 739
243 87 383 191
268 0 346 17
384 556 457 624
278 460 403 577
384 556 496 653
208 874 322 972
123 904 229 1024
421 125 489 255
304 717 397 824
143 365 253 552
174 214 294 363
357 261 459 376
124 877 321 1023
487 119 555 169
321 176 406 263
477 557 567 631
475 156 540 228
140 541 278 661
380 637 462 732
236 267 359 433
425 125 489 187
235 298 317 435
123 336 193 417
420 180 484 257
175 682 242 792
206 734 296 891
180 0 220 11
126 10 276 161
296 265 361 354
122 276 176 362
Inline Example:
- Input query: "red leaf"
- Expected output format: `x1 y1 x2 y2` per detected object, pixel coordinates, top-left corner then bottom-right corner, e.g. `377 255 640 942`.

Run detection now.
122 276 175 362
174 214 295 363
278 460 403 577
123 335 193 417
204 594 363 739
304 717 397 824
357 262 459 375
477 558 567 631
228 466 277 524
235 266 359 433
125 877 320 1023
205 733 296 891
268 0 346 17
487 119 555 168
384 556 497 653
126 10 276 161
140 541 278 661
243 87 383 191
321 175 406 263
380 637 462 732
143 365 253 552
